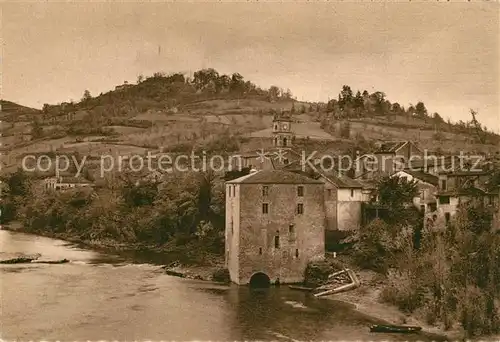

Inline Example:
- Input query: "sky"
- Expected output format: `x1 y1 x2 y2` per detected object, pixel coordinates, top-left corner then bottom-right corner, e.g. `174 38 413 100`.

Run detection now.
2 1 499 132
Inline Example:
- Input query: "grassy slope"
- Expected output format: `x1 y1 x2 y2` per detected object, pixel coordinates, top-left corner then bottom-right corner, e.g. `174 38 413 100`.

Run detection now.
3 80 498 170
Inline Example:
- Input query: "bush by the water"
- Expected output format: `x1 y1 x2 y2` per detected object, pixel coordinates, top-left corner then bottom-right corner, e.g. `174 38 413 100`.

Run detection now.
304 259 344 287
4 169 227 265
211 268 230 283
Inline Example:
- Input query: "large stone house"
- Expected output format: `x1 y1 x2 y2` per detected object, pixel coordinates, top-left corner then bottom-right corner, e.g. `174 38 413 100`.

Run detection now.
225 170 325 286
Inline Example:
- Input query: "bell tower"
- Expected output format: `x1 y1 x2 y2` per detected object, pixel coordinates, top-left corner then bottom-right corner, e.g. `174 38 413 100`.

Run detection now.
272 111 294 148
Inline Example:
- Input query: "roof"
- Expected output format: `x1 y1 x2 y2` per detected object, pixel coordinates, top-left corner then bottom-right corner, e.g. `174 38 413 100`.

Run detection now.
273 113 292 122
226 170 323 184
399 170 439 186
438 187 488 197
59 176 92 184
375 141 409 154
322 173 364 188
374 141 421 154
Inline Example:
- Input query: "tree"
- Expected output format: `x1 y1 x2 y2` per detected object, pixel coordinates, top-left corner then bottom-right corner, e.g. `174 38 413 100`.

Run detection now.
193 68 219 90
268 86 280 102
353 91 364 110
229 73 244 94
31 118 43 139
82 90 92 102
415 102 428 117
377 175 419 209
137 74 144 84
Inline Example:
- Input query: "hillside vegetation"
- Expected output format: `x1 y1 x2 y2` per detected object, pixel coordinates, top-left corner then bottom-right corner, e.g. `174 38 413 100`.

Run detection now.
2 69 499 174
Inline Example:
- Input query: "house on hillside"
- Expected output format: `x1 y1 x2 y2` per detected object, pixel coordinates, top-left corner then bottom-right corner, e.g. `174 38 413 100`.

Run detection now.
425 170 498 229
392 169 438 214
43 175 93 191
225 170 325 286
354 141 422 179
319 173 367 231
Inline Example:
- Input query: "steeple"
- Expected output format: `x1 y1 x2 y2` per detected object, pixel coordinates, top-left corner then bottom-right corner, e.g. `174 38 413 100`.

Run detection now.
272 110 294 148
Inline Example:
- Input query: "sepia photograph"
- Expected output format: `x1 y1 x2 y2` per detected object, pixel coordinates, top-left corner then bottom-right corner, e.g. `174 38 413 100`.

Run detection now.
1 1 499 341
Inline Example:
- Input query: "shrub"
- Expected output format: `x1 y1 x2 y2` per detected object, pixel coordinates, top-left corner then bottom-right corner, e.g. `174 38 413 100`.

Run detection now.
212 268 230 283
380 270 425 313
353 219 394 273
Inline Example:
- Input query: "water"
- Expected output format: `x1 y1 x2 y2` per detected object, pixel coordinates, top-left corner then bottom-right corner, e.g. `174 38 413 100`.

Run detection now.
0 230 446 341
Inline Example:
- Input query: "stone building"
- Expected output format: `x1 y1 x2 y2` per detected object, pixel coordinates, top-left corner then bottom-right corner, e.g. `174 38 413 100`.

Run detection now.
225 170 325 286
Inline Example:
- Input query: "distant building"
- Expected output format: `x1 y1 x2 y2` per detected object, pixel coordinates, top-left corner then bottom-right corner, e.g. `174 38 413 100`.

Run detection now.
225 170 325 286
44 176 93 191
392 170 439 214
355 141 422 179
319 173 367 231
426 170 498 229
272 112 295 148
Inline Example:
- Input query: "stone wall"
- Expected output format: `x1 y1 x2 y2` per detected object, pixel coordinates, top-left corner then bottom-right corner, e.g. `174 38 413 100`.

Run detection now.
234 182 325 285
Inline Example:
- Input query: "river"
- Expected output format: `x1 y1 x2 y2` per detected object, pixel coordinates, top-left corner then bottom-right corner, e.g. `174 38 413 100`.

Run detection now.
0 229 446 341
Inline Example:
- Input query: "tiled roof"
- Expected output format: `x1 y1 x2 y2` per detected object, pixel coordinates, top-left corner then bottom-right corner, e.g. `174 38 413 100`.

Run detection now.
375 141 408 153
59 176 92 184
226 170 323 184
323 173 364 188
401 170 439 186
441 170 491 176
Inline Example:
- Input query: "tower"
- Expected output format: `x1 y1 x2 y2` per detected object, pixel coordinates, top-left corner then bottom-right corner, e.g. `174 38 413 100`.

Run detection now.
272 111 294 148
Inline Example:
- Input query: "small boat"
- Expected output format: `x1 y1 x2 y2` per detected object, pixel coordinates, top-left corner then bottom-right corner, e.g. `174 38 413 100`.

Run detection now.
369 324 422 333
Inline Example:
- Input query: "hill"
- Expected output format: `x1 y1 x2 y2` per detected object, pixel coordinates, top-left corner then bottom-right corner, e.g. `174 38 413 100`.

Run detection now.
2 68 499 174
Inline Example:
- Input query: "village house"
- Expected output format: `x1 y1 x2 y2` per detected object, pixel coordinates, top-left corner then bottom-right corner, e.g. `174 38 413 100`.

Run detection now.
44 176 93 191
225 170 325 286
392 169 439 214
426 170 498 229
354 141 423 179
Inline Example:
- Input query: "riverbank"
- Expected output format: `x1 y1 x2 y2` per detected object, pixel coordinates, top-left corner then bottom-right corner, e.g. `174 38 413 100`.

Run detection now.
320 264 463 341
3 222 227 282
2 223 494 340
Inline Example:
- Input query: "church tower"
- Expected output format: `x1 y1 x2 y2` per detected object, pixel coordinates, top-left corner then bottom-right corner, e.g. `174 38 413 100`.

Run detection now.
272 111 294 148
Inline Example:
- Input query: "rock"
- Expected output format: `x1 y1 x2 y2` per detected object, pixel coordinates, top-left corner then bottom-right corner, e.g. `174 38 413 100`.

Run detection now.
0 253 41 264
165 269 186 278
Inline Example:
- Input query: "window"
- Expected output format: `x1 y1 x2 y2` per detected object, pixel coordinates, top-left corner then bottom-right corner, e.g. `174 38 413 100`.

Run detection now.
350 189 354 197
441 179 447 190
259 248 262 255
262 203 269 214
439 196 450 204
274 236 280 248
297 203 304 214
327 189 332 198
297 186 304 197
295 249 299 258
262 186 269 197
274 125 278 130
228 185 231 197
289 224 294 234
445 213 450 224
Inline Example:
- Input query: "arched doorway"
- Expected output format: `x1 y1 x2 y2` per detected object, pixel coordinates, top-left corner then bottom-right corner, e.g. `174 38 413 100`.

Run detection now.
249 272 271 288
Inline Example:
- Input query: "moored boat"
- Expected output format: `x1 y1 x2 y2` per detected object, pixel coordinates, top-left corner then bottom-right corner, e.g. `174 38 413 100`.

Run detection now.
369 324 422 333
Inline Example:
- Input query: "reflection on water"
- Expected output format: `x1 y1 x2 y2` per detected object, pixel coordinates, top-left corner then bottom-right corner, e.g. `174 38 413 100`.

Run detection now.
1 230 447 341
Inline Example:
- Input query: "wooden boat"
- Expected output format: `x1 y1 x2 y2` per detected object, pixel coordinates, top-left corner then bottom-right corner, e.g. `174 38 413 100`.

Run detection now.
369 324 422 333
288 285 314 292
